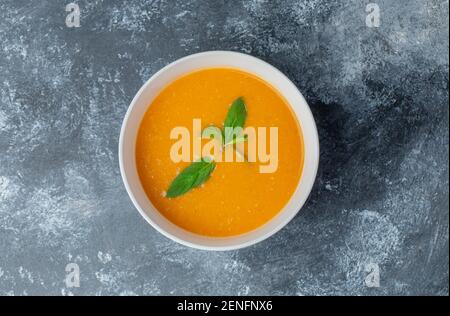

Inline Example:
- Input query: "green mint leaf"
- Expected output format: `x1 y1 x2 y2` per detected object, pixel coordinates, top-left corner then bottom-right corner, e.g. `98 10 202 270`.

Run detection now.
166 158 216 198
223 97 247 144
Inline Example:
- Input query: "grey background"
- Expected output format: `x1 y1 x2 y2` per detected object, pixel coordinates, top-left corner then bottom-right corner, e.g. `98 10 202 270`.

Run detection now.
0 0 448 296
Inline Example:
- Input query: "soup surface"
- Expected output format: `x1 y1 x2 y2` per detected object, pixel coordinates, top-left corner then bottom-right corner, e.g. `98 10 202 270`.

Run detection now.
136 68 303 236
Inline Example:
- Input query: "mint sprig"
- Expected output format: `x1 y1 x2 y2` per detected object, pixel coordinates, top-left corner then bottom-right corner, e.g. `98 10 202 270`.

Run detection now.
202 97 248 147
166 97 247 198
223 97 247 144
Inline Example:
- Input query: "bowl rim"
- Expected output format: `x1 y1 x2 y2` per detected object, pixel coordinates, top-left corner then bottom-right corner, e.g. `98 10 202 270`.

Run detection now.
119 50 319 251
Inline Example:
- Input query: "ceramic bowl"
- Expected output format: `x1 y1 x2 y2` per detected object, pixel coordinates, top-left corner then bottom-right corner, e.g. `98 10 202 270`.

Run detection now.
119 51 319 250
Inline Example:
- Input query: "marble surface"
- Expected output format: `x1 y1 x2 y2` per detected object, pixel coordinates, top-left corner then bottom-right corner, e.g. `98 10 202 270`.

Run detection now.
0 0 448 295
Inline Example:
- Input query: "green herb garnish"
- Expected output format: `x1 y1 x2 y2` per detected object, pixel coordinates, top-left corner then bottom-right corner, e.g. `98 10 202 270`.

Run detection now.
223 97 247 144
167 97 247 198
166 158 216 198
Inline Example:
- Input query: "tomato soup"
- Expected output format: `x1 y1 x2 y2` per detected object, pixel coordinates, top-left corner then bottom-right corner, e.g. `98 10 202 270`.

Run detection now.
136 68 304 237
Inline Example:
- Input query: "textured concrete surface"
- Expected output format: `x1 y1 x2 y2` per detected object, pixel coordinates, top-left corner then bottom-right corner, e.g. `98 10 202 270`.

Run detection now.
0 0 448 295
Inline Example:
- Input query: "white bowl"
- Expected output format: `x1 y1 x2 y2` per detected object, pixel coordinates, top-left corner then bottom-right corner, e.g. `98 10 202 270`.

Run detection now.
119 51 319 251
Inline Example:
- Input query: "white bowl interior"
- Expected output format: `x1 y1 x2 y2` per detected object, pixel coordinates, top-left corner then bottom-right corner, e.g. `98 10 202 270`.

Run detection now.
119 51 319 250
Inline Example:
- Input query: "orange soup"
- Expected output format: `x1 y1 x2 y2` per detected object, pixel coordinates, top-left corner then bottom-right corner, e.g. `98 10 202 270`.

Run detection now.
136 68 304 237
